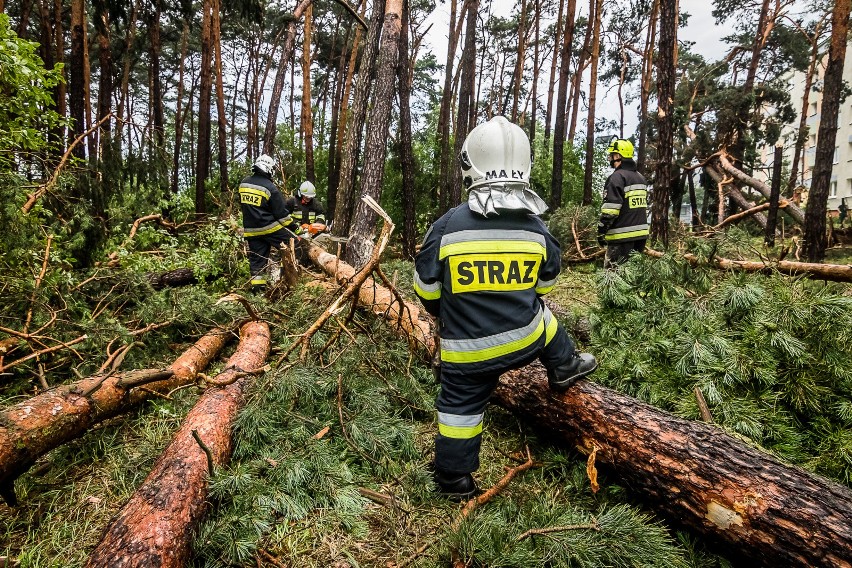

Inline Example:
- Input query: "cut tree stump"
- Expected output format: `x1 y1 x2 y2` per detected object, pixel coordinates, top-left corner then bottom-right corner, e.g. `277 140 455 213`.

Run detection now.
493 365 852 568
85 321 270 568
0 327 232 505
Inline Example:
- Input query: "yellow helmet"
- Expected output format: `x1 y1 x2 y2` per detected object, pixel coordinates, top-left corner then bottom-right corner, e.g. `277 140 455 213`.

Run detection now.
606 138 634 159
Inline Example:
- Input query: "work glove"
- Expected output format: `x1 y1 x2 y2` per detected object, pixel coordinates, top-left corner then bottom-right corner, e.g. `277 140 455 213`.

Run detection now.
596 221 608 247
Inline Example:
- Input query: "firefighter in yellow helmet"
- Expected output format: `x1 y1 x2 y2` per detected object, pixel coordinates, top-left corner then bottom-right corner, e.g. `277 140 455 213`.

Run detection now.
285 180 327 237
597 138 649 267
414 116 597 500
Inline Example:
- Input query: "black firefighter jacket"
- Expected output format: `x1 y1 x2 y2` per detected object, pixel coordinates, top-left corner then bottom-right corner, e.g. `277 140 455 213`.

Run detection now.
599 160 649 243
414 203 563 376
239 172 293 238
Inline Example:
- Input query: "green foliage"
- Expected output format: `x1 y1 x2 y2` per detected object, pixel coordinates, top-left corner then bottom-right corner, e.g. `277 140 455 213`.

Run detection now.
0 14 66 169
591 241 852 483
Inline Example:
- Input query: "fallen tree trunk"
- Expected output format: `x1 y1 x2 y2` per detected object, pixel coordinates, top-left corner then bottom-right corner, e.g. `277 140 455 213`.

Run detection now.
0 327 232 505
492 367 852 567
315 255 852 565
86 321 270 568
644 248 852 282
307 242 435 354
714 200 788 230
715 153 805 225
701 160 772 230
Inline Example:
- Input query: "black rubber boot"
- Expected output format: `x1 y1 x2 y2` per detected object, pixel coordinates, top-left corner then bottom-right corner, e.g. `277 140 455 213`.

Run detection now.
547 352 597 392
433 468 478 502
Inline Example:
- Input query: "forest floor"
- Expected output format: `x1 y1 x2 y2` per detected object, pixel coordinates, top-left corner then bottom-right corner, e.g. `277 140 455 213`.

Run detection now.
3 220 852 567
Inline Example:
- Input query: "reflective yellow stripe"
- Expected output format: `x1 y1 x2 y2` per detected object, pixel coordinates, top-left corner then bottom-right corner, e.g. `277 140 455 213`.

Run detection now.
601 208 620 215
439 240 547 260
605 229 650 241
624 189 646 198
239 188 269 199
441 318 545 363
544 313 558 345
244 225 285 237
535 284 555 295
414 281 441 300
438 422 483 439
250 278 267 285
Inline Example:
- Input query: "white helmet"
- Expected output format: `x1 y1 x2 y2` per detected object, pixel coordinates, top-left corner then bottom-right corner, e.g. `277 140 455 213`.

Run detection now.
298 180 316 198
459 116 531 191
254 154 276 175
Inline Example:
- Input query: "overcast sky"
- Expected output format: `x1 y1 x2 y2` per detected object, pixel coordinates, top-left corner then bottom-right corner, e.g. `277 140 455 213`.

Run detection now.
421 0 728 138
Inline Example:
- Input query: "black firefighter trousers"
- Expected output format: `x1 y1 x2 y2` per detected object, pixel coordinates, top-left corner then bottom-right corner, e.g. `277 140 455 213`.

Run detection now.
434 322 577 474
245 228 299 286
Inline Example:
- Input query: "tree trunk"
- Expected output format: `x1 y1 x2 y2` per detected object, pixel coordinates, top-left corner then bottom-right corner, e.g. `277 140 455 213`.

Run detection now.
549 0 577 209
492 369 852 568
687 171 699 227
332 0 385 236
49 0 66 160
447 0 479 209
766 143 783 246
528 0 541 146
262 0 314 154
567 2 591 141
211 0 228 194
69 0 86 159
397 0 417 259
195 0 214 215
543 0 564 145
788 18 826 195
716 153 805 224
636 0 659 173
302 3 315 182
0 328 232 505
329 2 366 217
171 18 190 196
85 322 270 568
511 0 527 122
436 0 463 214
650 0 676 246
344 0 402 267
93 0 112 159
146 267 199 289
307 244 433 352
581 0 603 206
804 0 850 262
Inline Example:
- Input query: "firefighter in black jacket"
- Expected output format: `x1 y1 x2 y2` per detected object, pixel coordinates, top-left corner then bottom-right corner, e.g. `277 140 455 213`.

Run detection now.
597 138 649 266
414 116 597 500
285 181 327 236
239 154 296 291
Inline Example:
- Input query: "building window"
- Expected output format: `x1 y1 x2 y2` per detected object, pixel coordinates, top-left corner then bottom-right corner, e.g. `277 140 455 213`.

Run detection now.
831 181 838 197
809 134 817 147
847 179 852 195
810 102 818 116
834 147 840 164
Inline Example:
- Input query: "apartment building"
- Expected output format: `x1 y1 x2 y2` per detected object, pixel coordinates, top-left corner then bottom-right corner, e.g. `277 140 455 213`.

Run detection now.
758 42 852 214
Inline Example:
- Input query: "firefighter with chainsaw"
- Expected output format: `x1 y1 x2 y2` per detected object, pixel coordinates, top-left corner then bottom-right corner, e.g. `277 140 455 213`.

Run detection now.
239 154 297 292
597 138 649 267
286 181 327 238
414 116 597 500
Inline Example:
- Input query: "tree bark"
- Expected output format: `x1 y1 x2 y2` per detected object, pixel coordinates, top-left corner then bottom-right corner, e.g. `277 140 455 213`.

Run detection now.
528 0 541 146
196 0 214 215
146 267 199 289
636 0 659 173
511 0 528 122
447 0 479 209
581 0 603 206
344 0 402 267
302 3 315 182
69 0 86 159
307 244 433 353
436 0 464 214
0 328 232 504
332 0 385 236
171 18 190 196
543 0 564 145
567 1 591 141
804 0 851 262
262 0 314 154
397 0 417 259
549 0 577 209
687 170 699 227
492 369 852 568
766 143 783 246
85 322 270 568
211 0 228 194
93 0 112 159
650 0 676 246
716 153 805 225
